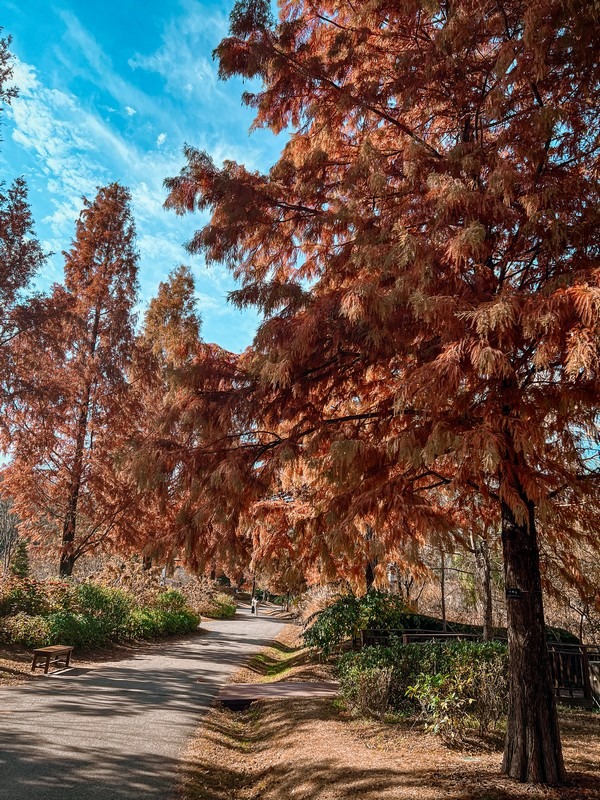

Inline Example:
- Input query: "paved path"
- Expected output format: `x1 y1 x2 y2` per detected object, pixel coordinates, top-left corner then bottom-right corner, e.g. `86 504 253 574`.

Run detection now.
0 608 285 800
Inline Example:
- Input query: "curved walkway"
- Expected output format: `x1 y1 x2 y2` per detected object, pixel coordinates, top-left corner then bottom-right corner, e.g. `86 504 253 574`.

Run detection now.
0 608 285 800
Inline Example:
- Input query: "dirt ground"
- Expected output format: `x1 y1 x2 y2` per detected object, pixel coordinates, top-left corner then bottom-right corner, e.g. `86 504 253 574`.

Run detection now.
180 626 600 800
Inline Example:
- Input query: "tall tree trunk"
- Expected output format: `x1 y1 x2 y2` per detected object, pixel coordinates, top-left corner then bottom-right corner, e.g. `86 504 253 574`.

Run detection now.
440 549 447 631
59 399 88 577
473 536 493 641
365 559 376 591
59 304 101 577
365 525 377 591
501 498 565 784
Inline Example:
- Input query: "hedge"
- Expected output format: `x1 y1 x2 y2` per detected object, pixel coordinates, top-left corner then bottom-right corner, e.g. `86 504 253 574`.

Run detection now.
0 578 200 648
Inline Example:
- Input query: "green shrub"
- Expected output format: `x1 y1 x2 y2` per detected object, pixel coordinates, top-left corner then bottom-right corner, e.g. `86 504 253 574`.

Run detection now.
200 592 236 619
344 665 394 719
46 611 106 648
124 608 161 639
123 608 199 640
406 645 509 740
161 609 201 635
303 591 409 656
0 612 51 647
338 640 509 737
0 578 52 617
153 590 188 613
406 672 474 740
71 582 131 620
0 578 200 648
303 590 577 657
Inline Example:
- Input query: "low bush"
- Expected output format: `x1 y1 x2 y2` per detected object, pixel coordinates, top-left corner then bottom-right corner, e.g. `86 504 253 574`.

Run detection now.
153 590 188 613
338 640 509 738
0 577 200 649
124 608 200 639
46 611 106 648
303 590 577 657
198 592 237 619
69 583 133 639
0 612 51 648
349 665 394 719
303 591 409 656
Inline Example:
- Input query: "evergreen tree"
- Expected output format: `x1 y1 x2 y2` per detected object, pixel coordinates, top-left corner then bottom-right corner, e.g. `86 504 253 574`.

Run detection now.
9 537 29 578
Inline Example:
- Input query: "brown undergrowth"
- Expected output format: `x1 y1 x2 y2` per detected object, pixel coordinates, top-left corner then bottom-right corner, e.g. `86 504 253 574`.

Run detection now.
179 627 600 800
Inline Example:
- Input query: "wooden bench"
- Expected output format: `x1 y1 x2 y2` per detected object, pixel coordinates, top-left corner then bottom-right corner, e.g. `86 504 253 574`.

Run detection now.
31 645 74 674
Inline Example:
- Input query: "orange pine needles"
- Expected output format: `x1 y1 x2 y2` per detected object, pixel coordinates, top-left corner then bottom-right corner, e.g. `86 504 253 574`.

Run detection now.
159 0 600 784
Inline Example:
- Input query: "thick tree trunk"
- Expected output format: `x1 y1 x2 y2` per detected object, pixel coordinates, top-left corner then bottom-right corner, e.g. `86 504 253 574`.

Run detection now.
501 498 565 784
59 404 87 577
59 304 101 577
365 525 377 591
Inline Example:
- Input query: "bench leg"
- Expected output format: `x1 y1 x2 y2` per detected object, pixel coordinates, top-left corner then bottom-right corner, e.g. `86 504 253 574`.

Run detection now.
31 655 38 672
44 655 50 674
65 651 71 668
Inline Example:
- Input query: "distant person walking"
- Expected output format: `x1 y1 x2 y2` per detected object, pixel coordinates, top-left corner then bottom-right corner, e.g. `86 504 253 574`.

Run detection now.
251 597 257 616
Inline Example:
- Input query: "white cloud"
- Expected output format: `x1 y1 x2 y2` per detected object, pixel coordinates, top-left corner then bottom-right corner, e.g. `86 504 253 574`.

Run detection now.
3 7 284 352
57 10 159 122
128 3 228 102
9 60 105 237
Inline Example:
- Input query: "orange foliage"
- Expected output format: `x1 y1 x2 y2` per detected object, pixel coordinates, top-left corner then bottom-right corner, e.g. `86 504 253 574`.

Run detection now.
1 184 139 575
157 0 600 783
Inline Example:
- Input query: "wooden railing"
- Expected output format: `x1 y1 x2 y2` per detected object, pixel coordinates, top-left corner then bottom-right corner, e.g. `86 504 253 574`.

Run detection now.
353 629 600 709
356 629 481 648
547 643 600 707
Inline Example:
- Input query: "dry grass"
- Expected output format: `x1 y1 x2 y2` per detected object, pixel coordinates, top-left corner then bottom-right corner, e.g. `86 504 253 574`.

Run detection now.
231 624 334 685
180 628 600 800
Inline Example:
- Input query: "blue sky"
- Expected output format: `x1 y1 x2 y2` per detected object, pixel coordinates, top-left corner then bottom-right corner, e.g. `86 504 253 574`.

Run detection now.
1 0 283 352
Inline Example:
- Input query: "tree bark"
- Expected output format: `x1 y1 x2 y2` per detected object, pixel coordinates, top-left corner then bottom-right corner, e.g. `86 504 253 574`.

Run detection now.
59 396 89 577
365 559 376 592
473 536 493 641
501 498 565 784
59 551 76 577
59 304 101 577
440 549 447 632
364 525 377 591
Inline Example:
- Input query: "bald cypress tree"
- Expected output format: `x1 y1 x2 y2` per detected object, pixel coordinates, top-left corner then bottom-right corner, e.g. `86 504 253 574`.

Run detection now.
4 184 139 575
163 0 600 782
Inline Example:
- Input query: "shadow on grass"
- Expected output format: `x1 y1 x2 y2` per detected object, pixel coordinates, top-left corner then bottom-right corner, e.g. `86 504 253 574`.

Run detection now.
245 649 309 678
186 699 600 800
